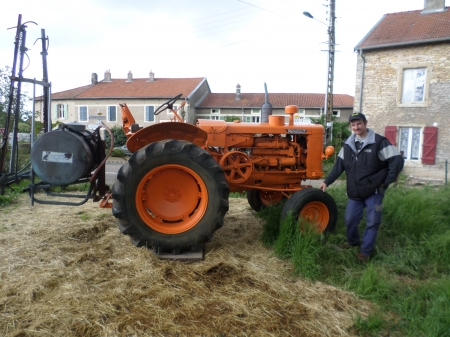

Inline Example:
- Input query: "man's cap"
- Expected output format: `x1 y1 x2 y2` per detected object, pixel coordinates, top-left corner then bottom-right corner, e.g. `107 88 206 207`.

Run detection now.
349 112 367 122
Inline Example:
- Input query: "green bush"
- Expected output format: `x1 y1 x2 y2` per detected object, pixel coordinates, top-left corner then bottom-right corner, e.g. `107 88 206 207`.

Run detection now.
224 115 241 122
18 121 31 133
109 148 125 157
104 126 127 149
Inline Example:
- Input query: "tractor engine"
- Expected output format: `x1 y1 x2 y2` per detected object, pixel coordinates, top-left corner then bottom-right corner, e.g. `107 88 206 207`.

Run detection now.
30 122 104 186
198 117 326 191
250 135 304 171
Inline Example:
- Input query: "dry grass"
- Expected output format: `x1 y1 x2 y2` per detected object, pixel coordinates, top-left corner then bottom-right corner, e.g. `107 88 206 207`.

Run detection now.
0 195 372 337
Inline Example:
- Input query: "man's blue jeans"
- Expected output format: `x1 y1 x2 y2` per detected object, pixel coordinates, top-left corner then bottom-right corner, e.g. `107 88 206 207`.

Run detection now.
345 191 384 256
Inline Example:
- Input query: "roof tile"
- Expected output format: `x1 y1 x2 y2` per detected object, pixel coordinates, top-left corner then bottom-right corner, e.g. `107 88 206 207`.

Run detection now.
356 7 450 50
50 78 206 100
198 93 354 108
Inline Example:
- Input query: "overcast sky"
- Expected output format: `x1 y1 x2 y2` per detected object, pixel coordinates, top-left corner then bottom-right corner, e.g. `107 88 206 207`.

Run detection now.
0 0 446 99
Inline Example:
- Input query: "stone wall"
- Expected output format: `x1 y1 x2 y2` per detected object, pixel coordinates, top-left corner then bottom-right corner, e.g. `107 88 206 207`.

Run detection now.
354 43 450 181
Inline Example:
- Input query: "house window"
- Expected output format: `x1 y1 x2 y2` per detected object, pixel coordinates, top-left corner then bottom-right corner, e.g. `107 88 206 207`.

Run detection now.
252 116 260 123
211 116 220 120
332 110 340 118
251 109 260 114
399 127 421 160
79 106 88 122
397 63 430 107
211 109 220 114
402 68 426 103
108 106 117 122
56 104 68 119
145 106 155 122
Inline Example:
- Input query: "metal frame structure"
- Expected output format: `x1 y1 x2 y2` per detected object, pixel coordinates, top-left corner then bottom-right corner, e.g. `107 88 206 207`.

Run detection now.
0 14 111 206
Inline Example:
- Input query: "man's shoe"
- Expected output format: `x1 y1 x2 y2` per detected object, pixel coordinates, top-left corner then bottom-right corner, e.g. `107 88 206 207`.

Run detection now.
357 253 370 263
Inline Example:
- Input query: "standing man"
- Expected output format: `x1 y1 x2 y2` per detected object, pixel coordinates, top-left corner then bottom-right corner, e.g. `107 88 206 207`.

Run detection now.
319 112 404 263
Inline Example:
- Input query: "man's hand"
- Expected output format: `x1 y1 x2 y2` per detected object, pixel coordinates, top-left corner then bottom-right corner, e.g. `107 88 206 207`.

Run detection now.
319 182 327 192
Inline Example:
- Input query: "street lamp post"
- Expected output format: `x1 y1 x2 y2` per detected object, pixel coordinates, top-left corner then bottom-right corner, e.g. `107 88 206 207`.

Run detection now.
303 0 336 146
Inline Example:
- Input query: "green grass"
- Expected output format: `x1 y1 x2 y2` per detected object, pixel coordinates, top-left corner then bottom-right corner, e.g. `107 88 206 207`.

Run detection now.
0 180 30 206
49 182 91 193
260 184 450 337
78 211 91 221
1 179 92 206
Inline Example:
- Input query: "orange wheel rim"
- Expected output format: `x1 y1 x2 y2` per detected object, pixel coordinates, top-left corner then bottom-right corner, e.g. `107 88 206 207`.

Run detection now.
135 164 208 234
299 201 329 233
260 190 282 206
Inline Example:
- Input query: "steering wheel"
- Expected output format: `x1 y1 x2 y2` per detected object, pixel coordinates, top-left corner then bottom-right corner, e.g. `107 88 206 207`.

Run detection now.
154 93 183 115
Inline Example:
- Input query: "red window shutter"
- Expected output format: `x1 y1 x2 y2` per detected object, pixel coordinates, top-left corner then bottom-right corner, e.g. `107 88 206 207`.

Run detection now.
422 126 438 165
385 126 397 145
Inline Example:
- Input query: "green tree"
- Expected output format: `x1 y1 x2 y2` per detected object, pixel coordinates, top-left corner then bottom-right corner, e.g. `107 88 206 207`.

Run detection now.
0 66 32 129
18 122 31 133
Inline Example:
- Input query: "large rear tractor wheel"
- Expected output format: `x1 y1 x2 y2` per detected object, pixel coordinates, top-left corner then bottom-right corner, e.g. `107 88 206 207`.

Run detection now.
246 189 284 212
111 140 229 252
280 188 337 233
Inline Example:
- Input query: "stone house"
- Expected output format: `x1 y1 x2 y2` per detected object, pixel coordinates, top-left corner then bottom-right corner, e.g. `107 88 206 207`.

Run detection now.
354 0 450 181
197 84 354 124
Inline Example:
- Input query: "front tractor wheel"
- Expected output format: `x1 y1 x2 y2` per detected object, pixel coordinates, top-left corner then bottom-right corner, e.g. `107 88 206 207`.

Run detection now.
111 140 229 252
280 188 337 234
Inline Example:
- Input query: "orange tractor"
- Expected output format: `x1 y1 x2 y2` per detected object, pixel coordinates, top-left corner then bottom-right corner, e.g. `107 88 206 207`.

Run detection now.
106 93 337 253
4 92 337 255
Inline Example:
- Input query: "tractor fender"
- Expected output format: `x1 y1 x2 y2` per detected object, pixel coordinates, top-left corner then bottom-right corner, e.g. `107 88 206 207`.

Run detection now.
126 122 207 153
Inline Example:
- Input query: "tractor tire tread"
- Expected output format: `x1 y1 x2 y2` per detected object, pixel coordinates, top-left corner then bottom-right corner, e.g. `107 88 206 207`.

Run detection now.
111 139 229 252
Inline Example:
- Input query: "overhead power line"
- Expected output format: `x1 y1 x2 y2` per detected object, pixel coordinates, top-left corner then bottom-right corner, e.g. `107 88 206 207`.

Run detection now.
188 7 250 23
237 0 294 20
191 10 259 29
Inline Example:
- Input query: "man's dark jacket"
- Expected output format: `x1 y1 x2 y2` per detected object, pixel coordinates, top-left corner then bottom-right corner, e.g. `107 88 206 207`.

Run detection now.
324 129 404 200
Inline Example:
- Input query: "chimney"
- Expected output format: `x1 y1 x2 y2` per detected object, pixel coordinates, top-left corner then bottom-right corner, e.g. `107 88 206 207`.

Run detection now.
104 70 111 82
91 73 98 84
422 0 446 13
148 70 154 82
235 83 241 101
126 70 133 82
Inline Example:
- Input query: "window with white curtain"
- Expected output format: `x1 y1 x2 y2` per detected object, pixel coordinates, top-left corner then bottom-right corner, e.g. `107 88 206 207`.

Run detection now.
399 127 421 160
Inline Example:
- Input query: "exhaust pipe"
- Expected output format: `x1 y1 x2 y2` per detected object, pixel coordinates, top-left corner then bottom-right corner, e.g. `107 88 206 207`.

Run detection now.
261 82 273 123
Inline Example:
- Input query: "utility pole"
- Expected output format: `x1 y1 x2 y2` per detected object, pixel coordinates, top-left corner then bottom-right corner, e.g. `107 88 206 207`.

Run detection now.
324 0 336 146
40 29 50 133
